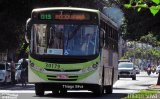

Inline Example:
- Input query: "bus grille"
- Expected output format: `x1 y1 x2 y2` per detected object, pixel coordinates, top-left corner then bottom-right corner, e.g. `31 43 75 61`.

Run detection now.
45 69 81 72
120 71 130 74
47 75 78 81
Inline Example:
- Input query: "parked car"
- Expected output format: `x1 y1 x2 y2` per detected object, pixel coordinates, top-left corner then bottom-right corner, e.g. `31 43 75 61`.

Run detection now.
156 65 160 74
118 62 136 80
0 62 11 84
135 65 140 74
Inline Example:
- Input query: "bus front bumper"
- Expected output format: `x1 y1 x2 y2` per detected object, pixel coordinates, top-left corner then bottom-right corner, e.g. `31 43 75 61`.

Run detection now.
35 83 100 91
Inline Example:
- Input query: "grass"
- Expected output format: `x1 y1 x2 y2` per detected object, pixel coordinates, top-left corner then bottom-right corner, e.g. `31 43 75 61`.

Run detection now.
123 89 160 99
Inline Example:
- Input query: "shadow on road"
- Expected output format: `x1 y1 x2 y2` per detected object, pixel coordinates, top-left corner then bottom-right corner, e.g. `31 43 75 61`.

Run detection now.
0 83 35 90
0 84 129 99
33 92 128 99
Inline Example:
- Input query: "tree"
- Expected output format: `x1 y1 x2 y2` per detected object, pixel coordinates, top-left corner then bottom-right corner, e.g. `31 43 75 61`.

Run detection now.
124 0 160 85
0 0 30 53
124 0 160 16
140 33 158 46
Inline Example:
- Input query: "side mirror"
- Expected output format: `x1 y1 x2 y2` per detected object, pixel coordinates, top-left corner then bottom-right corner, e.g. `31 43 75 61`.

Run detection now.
100 28 105 48
25 18 32 44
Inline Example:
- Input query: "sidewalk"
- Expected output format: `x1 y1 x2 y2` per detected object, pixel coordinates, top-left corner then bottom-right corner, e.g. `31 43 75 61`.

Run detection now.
149 84 160 90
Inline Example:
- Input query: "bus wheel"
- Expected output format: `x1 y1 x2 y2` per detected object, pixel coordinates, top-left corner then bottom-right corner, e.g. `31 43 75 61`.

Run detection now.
52 90 59 95
35 83 44 96
93 85 103 96
60 89 67 95
105 85 113 94
105 69 113 94
132 76 136 80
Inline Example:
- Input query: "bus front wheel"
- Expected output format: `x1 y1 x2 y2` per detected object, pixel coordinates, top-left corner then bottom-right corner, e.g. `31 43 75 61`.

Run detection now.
105 85 113 94
92 85 104 96
35 83 44 96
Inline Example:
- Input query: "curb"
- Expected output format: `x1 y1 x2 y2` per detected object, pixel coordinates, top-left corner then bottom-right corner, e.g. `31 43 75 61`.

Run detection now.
148 85 160 90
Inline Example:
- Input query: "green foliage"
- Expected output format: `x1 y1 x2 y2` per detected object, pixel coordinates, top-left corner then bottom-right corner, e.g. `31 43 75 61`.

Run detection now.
123 47 160 60
123 34 160 59
138 7 141 12
124 4 132 8
140 33 160 47
125 0 160 15
152 0 160 5
125 89 160 99
150 6 160 16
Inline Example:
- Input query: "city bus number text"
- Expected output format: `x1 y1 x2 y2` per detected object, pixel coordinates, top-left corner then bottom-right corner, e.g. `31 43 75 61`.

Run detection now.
46 63 60 69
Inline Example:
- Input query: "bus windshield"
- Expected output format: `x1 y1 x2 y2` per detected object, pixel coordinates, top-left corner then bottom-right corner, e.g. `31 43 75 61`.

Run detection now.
118 63 133 68
31 24 99 56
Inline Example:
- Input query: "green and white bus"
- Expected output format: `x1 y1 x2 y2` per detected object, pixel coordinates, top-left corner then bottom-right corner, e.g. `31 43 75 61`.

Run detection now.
25 7 119 96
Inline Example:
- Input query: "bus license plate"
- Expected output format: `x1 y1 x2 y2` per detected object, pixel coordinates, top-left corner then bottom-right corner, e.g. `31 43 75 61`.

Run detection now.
62 85 84 89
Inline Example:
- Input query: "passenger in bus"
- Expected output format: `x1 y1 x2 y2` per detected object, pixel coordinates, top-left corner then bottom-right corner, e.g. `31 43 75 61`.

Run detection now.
81 33 95 55
48 25 63 49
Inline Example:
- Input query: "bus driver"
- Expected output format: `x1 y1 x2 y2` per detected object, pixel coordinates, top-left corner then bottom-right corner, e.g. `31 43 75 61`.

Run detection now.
81 31 95 55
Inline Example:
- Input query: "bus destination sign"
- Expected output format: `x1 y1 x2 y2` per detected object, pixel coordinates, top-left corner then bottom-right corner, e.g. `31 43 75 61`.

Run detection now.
40 13 52 20
54 14 89 20
39 13 90 21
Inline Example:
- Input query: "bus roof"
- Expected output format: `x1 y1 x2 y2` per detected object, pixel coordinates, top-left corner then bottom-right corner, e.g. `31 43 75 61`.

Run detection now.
100 12 119 29
31 7 118 29
32 7 99 13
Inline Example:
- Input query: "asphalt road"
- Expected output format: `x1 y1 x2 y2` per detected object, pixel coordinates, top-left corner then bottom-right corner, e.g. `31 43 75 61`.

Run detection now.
0 71 158 99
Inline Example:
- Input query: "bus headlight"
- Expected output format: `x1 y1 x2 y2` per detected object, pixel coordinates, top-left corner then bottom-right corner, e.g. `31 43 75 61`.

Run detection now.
30 63 45 72
81 64 98 73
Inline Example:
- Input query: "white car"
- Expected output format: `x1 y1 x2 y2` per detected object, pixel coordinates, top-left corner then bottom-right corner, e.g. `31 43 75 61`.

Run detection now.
0 62 11 84
156 65 160 74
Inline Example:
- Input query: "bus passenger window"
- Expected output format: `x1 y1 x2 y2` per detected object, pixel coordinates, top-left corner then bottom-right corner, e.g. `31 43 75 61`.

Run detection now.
81 26 96 55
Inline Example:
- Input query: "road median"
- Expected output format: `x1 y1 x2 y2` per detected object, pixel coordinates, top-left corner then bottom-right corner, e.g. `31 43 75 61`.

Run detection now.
123 84 160 99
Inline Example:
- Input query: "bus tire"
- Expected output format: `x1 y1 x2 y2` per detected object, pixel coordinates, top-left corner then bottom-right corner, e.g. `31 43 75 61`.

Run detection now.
132 76 136 80
93 85 103 96
35 83 44 96
52 90 59 95
105 68 113 94
60 89 67 95
105 85 113 94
